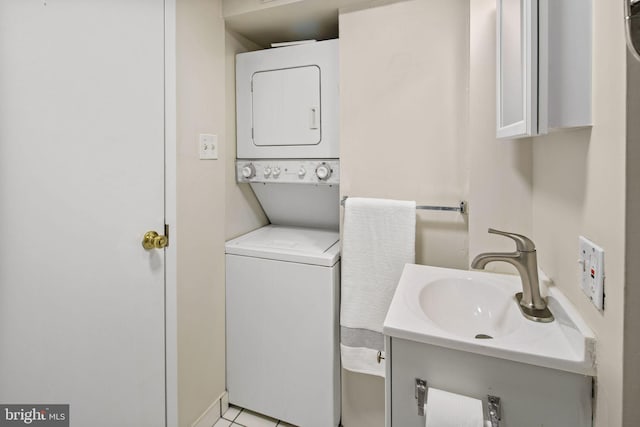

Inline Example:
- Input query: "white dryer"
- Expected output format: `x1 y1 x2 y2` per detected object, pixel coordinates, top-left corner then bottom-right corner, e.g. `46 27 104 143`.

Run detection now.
235 39 339 160
235 39 340 230
225 225 341 427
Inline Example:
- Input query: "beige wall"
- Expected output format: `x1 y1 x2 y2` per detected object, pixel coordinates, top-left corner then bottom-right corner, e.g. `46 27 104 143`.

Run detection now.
176 1 227 426
531 0 627 425
339 1 470 425
339 0 470 269
468 0 627 425
341 0 628 426
467 0 533 275
624 49 640 426
174 0 630 426
224 29 268 241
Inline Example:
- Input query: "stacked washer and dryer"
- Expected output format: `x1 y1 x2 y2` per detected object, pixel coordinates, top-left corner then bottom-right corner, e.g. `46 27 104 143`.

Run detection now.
225 40 341 427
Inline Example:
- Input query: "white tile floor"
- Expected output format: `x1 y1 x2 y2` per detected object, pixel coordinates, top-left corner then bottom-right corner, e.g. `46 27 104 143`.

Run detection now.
213 405 297 427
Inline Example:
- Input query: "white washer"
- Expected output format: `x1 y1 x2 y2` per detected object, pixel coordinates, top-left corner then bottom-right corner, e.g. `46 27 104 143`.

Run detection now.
226 225 341 427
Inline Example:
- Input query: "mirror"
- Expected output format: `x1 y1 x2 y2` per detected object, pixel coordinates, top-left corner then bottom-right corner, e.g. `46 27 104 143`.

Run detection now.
496 0 537 138
499 0 524 128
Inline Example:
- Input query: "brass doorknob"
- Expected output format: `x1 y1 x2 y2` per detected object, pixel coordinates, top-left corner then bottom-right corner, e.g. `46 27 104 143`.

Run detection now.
142 231 168 250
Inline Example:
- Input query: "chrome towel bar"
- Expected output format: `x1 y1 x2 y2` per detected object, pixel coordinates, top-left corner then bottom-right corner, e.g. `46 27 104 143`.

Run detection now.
340 196 466 215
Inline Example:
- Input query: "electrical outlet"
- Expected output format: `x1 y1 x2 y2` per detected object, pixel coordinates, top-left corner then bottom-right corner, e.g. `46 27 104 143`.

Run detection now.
199 134 218 160
578 236 605 311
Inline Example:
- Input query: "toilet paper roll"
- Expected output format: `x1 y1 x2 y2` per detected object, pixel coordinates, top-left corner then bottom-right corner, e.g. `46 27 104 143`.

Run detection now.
425 388 484 427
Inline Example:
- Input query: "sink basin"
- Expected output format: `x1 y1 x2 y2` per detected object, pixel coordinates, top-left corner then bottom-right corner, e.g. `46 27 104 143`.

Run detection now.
385 264 596 375
418 277 523 339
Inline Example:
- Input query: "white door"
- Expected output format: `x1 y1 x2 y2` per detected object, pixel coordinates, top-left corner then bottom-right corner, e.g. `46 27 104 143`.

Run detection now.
0 1 166 426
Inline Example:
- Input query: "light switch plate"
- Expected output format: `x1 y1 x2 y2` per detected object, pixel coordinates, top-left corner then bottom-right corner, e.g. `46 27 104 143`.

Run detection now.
199 134 218 160
579 236 605 311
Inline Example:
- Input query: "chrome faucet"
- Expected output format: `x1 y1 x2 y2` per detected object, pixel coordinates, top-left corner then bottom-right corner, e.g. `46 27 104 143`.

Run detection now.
471 228 554 323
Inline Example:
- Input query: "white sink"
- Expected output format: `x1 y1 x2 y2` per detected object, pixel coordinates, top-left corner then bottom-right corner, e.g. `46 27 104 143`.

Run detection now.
384 264 596 375
418 276 523 339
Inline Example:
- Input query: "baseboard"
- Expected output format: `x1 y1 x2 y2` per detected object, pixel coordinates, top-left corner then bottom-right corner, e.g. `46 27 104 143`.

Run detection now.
191 391 229 427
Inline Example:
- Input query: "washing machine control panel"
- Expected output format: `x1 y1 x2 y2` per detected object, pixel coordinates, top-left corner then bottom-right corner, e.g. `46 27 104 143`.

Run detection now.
236 160 340 185
241 163 256 179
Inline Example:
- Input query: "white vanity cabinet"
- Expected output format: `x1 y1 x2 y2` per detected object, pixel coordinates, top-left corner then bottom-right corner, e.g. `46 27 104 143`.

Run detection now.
385 337 593 427
497 0 592 139
384 264 597 426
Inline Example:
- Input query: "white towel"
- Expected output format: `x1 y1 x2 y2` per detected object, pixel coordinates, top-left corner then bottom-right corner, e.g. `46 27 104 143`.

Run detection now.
425 388 484 427
340 197 416 377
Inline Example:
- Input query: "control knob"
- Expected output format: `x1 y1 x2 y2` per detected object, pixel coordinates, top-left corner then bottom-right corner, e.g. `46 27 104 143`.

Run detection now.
272 167 281 178
241 163 256 179
298 167 307 178
315 163 332 181
264 166 272 178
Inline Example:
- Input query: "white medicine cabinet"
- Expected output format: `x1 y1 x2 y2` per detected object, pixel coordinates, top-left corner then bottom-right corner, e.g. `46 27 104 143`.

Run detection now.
496 0 592 139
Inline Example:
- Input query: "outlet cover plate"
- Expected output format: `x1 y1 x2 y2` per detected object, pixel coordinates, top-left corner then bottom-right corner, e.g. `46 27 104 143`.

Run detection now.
579 236 605 311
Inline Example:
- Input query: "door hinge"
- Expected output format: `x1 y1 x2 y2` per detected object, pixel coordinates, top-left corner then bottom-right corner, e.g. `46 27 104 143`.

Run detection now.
415 378 427 416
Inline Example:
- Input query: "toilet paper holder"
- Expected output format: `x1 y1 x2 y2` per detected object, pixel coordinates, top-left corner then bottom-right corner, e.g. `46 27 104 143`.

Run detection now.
487 395 502 427
414 378 502 426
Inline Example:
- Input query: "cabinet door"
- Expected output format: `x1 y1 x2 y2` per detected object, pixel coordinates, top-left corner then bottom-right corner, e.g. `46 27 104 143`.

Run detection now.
389 338 592 427
496 0 538 138
252 65 321 147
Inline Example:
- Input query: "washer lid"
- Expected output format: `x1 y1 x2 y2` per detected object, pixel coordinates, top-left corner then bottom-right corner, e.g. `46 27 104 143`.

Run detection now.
225 225 340 267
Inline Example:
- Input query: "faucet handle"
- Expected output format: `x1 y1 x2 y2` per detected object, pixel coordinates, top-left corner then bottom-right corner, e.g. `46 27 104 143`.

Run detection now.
488 228 536 251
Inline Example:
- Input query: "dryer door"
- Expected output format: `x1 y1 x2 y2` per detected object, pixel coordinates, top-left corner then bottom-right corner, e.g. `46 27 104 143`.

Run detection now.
252 65 321 147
